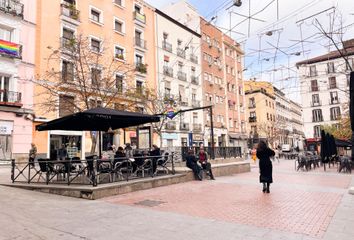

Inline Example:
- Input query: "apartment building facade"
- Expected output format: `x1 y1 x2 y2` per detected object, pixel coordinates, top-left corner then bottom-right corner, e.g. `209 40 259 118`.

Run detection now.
274 87 292 147
34 0 156 158
296 39 353 139
155 9 203 147
245 81 276 147
290 100 305 149
162 0 247 150
0 0 35 160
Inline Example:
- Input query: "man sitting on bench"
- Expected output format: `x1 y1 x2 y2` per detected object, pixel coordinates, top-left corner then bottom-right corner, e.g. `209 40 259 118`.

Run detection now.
198 148 215 180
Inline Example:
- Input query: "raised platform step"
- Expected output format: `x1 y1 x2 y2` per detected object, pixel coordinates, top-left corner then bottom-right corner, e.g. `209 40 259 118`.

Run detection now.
1 161 250 200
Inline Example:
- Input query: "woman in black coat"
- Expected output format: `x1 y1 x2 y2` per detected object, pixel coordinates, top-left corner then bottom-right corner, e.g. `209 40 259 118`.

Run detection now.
256 141 275 193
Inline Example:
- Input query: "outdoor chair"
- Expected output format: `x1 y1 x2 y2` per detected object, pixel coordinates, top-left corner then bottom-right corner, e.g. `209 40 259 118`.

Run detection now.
97 159 112 183
296 155 308 171
155 152 170 176
37 158 61 183
133 155 152 178
112 159 133 181
338 156 352 174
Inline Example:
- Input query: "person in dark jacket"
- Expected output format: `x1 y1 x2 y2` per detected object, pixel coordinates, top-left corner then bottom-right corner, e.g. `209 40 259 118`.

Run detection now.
257 141 275 193
149 144 161 174
185 149 202 181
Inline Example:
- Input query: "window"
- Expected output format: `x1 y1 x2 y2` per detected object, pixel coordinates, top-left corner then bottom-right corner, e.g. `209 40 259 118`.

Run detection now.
114 46 124 60
267 113 269 120
346 58 354 71
311 80 318 91
249 97 255 108
136 80 143 94
330 91 338 104
0 27 12 41
114 19 123 33
89 99 102 108
347 74 350 87
91 38 101 53
0 75 10 102
312 109 323 122
327 62 335 73
265 100 268 106
135 54 143 65
329 77 336 89
134 5 141 13
311 94 320 106
62 60 74 82
114 0 123 6
90 8 101 23
116 74 123 92
91 68 101 86
59 95 75 117
313 125 321 138
330 107 341 120
309 65 317 77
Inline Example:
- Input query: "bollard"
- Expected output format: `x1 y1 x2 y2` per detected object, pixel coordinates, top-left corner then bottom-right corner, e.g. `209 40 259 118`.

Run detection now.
171 152 175 175
11 159 15 183
93 158 97 187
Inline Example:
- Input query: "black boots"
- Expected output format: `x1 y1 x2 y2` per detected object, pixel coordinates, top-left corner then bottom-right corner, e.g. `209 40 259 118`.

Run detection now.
262 183 270 193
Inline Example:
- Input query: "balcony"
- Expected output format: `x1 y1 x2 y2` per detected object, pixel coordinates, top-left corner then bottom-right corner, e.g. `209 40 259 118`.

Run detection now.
177 71 187 81
310 86 319 92
191 76 199 85
248 104 256 109
134 11 146 24
0 0 24 18
190 54 198 64
162 41 172 52
180 97 188 106
249 116 257 123
310 101 321 107
330 98 340 105
60 37 76 51
192 100 200 107
135 63 147 74
193 123 202 132
0 90 22 107
164 93 175 100
180 122 189 131
134 38 147 49
163 66 173 77
165 121 176 130
177 48 186 58
60 3 80 22
0 39 22 59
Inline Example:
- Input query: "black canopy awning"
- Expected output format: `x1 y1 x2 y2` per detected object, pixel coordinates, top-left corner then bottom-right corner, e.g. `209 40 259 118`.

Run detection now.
335 139 352 147
36 107 160 131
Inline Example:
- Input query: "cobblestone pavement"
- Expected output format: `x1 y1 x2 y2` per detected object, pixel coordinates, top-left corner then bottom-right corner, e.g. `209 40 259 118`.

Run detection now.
0 159 354 240
104 160 354 239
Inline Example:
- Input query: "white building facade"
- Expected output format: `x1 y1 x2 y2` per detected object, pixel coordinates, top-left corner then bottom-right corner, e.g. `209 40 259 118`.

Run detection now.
0 0 35 160
155 9 203 147
290 100 305 149
297 39 353 139
274 87 293 147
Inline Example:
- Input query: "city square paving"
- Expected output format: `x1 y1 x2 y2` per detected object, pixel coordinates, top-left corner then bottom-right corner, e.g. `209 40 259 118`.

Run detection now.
0 159 354 239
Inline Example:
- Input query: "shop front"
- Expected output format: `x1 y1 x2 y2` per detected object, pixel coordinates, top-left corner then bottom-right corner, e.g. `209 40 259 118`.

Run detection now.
48 130 85 159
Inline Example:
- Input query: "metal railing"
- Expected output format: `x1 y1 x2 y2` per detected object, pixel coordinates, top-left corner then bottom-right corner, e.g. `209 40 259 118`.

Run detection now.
134 37 147 49
177 48 186 58
135 63 147 74
60 3 80 21
191 76 199 85
177 71 187 81
162 41 172 52
310 101 321 107
166 121 176 130
193 123 202 131
60 37 76 50
249 117 257 122
0 0 24 18
134 11 146 23
163 66 173 77
179 146 242 161
11 154 175 187
0 90 22 104
190 54 198 64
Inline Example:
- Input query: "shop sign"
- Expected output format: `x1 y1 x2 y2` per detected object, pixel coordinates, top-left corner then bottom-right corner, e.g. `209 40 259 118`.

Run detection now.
0 121 13 135
162 133 178 140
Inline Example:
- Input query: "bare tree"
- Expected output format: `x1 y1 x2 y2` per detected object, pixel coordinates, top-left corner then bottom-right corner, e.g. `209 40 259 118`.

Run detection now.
257 117 287 148
35 34 149 153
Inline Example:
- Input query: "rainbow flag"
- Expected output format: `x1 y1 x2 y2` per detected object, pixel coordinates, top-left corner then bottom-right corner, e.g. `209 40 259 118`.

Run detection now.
0 39 20 57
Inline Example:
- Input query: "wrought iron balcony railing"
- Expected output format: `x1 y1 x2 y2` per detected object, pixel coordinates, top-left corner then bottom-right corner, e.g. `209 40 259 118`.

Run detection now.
134 11 146 24
0 90 22 105
0 0 24 18
60 3 80 21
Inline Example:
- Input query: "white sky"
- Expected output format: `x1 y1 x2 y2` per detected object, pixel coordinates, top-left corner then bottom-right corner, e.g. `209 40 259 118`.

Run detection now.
146 0 354 102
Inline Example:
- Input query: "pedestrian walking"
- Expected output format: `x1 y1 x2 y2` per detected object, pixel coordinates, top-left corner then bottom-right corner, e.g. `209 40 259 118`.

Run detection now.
185 149 202 181
257 141 275 193
274 148 280 163
251 147 257 163
28 143 37 168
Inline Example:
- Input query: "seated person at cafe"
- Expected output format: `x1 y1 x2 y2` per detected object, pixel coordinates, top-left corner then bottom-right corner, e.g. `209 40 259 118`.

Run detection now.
149 144 161 174
185 149 202 181
198 148 215 180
